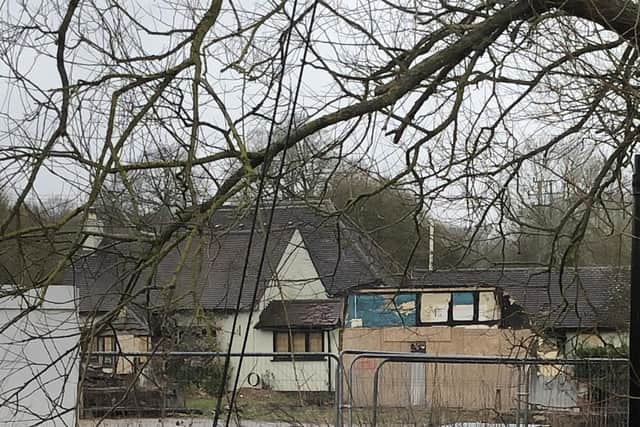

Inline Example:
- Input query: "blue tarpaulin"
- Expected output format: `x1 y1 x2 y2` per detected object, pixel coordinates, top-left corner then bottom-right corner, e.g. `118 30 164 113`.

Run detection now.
346 293 417 327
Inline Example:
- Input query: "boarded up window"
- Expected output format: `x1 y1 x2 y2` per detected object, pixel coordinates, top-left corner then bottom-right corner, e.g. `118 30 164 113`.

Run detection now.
274 331 324 354
275 332 289 352
308 332 323 352
419 293 450 323
478 291 499 321
418 290 499 324
452 292 475 321
292 333 306 352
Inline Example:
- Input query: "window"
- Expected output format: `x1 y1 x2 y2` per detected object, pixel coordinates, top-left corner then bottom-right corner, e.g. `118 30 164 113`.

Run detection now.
419 292 451 323
452 292 474 321
419 291 498 325
91 335 117 368
478 291 499 321
273 331 324 361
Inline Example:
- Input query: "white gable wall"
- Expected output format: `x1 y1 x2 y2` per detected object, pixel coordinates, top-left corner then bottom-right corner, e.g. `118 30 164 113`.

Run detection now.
0 285 80 426
262 229 329 303
216 229 339 392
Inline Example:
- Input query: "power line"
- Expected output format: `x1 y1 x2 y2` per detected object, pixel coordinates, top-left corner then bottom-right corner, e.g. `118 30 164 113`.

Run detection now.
224 5 321 426
211 1 304 426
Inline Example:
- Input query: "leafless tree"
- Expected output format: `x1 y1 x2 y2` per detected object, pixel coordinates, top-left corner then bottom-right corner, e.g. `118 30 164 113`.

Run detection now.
0 0 638 424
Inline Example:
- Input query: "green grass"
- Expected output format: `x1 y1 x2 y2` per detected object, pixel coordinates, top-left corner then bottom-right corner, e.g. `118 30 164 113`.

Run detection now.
183 392 606 427
183 390 506 425
185 390 335 423
184 397 218 414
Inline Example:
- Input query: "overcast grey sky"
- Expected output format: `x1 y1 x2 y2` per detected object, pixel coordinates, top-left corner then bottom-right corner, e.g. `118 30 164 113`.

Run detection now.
0 0 630 228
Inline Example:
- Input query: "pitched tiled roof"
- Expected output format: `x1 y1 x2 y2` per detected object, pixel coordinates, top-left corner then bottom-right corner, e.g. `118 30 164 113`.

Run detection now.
152 228 294 311
61 238 148 314
255 299 342 329
109 306 150 335
208 202 401 294
387 267 629 330
64 202 400 315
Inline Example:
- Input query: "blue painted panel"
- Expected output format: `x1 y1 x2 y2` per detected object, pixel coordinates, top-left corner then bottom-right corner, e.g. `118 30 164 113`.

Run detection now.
452 291 474 305
346 293 417 327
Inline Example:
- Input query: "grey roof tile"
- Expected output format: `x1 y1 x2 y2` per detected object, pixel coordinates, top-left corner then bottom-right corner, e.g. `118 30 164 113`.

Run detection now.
371 267 629 330
63 202 399 315
255 299 342 329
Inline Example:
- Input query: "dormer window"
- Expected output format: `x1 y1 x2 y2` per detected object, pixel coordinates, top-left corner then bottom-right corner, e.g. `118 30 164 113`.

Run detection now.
418 290 499 325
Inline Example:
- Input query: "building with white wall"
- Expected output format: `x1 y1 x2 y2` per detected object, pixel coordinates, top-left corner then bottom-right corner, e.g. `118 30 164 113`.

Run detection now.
0 284 80 426
67 202 400 393
64 201 630 411
216 229 343 391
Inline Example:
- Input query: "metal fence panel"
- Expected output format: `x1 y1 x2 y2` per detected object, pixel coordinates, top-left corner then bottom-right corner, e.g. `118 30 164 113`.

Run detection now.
345 354 628 427
81 352 629 427
81 352 340 426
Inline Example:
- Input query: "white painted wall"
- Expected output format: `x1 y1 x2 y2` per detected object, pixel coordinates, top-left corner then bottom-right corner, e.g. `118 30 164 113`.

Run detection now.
0 284 80 426
218 312 338 391
217 229 340 392
261 229 328 304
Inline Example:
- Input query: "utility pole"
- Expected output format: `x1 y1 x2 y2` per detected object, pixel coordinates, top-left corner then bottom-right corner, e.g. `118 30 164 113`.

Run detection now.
428 220 435 272
630 154 640 427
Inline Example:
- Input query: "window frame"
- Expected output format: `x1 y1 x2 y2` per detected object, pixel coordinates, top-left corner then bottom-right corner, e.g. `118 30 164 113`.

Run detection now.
272 330 325 361
416 290 499 326
90 335 118 368
451 291 478 322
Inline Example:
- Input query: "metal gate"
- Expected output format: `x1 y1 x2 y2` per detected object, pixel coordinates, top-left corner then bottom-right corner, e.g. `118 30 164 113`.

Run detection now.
341 352 629 427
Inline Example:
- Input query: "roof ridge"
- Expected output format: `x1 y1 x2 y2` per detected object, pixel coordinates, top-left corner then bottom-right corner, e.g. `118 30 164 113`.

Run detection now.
218 199 335 211
336 213 404 279
414 265 630 273
277 298 341 303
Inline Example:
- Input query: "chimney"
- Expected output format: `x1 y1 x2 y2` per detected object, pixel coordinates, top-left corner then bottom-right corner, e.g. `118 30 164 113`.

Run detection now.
83 208 103 251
